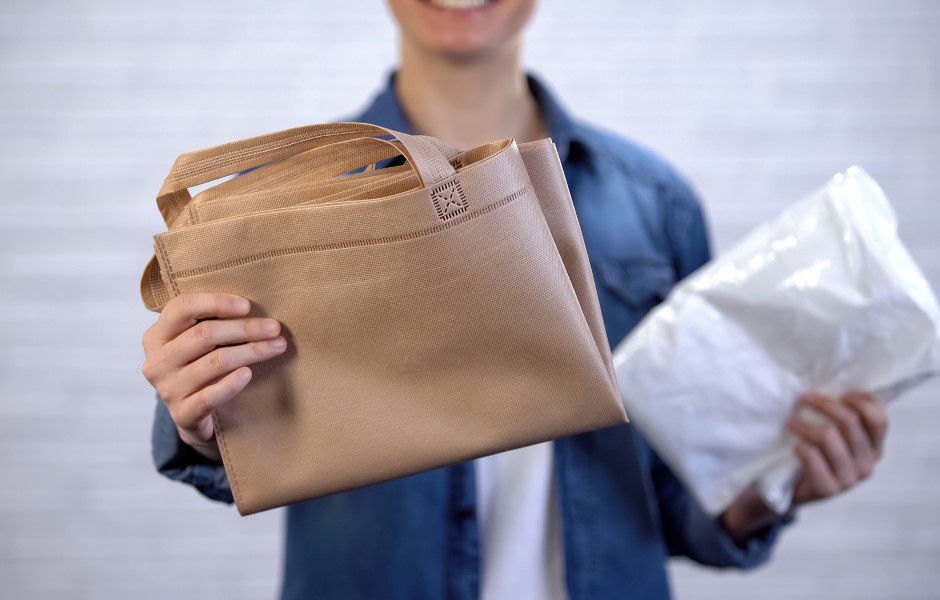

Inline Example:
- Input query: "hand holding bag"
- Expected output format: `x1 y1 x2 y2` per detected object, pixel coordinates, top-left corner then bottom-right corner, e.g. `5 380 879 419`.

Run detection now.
141 122 628 515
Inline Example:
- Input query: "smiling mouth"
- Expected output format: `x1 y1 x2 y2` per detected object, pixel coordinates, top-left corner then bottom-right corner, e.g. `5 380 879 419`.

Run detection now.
422 0 496 9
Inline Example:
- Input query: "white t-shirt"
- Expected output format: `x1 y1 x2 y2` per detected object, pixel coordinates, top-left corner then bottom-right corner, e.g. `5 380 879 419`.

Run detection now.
475 440 568 600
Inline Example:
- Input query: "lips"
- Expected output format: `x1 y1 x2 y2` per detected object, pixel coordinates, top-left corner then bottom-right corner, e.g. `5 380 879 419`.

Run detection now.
422 0 495 10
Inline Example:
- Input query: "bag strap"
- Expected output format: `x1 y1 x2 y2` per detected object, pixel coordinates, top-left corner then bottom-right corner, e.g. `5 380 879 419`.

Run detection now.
155 123 459 226
187 136 430 212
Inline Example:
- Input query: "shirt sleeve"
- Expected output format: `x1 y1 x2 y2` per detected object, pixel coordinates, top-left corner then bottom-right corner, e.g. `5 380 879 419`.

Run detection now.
151 395 235 504
652 171 794 569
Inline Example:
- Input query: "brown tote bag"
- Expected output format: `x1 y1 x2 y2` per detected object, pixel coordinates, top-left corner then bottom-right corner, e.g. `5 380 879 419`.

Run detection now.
141 122 628 515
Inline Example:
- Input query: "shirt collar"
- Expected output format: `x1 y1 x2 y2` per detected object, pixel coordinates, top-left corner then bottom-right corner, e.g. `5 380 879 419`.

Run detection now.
354 69 586 163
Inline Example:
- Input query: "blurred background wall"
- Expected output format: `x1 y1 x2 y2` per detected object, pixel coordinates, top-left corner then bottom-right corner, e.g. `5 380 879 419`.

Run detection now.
1 0 937 598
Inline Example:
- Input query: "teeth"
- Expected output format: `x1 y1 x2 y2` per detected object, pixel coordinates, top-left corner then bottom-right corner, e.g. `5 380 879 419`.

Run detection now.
426 0 490 9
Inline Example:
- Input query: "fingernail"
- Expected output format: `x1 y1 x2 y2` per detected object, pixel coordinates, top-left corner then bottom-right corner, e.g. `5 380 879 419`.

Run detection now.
235 298 251 312
270 337 287 351
262 319 279 334
239 368 252 382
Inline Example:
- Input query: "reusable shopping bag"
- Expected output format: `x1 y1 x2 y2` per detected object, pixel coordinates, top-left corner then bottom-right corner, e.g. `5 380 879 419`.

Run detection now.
141 123 628 515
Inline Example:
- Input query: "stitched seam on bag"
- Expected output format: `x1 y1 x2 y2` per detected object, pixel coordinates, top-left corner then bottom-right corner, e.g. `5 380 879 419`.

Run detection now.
161 189 191 228
171 187 528 280
430 179 468 222
169 130 368 182
155 237 181 297
149 259 170 306
212 411 244 510
174 189 189 214
172 131 356 180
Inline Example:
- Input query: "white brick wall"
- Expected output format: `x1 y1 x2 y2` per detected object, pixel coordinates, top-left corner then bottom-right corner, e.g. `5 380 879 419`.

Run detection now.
1 1 937 598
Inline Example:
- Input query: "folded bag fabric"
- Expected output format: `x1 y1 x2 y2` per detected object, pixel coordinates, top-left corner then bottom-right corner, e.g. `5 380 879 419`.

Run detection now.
140 122 628 515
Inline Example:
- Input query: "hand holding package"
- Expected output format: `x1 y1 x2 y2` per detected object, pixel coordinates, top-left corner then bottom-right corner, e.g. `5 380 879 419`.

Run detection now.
612 166 940 516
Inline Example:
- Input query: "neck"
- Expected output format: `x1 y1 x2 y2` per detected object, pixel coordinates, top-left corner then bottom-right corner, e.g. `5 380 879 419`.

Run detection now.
394 36 548 150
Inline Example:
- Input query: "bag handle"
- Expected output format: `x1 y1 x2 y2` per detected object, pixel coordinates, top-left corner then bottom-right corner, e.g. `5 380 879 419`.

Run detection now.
188 136 433 210
155 123 459 226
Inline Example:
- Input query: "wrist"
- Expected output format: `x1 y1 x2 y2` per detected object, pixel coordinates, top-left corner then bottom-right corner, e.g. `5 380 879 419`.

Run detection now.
721 487 787 543
177 426 223 463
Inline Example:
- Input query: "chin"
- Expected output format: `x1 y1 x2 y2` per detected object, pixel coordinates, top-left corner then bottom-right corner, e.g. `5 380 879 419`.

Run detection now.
427 31 497 58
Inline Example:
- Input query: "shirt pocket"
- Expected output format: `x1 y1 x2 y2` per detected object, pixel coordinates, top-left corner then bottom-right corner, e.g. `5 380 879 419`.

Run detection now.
591 256 676 313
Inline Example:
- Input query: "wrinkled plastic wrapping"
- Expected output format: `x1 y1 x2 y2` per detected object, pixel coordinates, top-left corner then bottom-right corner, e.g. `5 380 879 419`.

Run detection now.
612 166 940 516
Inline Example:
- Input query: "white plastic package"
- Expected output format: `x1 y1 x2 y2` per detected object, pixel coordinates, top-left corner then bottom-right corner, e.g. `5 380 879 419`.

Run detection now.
612 166 940 516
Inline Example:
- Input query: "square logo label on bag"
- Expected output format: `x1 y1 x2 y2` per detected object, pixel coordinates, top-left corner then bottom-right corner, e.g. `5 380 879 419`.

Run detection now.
430 179 468 222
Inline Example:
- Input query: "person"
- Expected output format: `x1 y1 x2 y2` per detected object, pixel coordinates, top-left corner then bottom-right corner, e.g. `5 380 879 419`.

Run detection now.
141 1 890 598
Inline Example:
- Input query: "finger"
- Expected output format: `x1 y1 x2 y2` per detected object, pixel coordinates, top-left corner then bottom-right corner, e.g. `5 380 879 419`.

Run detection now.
169 337 288 402
159 317 281 368
173 367 253 432
801 392 874 464
843 392 889 457
795 441 840 499
788 418 857 488
148 293 252 348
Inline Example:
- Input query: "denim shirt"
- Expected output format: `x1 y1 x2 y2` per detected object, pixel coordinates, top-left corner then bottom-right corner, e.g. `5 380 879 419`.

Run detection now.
151 70 791 600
